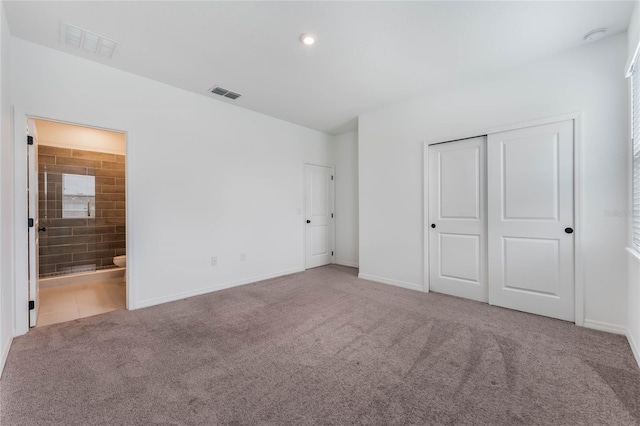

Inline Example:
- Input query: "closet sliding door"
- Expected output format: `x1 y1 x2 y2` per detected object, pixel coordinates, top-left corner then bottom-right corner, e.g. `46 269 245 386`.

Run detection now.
428 137 487 302
487 120 575 322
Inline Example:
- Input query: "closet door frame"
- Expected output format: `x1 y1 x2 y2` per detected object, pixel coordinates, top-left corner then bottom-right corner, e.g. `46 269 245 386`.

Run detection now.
422 112 583 326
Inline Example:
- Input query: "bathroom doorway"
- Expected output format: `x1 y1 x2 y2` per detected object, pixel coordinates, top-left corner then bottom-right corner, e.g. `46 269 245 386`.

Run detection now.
28 118 127 327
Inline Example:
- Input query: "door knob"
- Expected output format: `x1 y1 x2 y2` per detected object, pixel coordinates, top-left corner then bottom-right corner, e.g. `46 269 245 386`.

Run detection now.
38 227 47 232
565 227 574 234
306 220 311 224
431 224 436 228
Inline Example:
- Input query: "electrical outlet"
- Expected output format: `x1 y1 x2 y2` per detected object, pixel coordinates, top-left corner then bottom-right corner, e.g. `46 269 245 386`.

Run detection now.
240 253 246 261
211 256 218 266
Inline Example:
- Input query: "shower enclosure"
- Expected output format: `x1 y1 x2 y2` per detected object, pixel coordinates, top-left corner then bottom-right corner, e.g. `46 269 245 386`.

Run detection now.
38 146 126 278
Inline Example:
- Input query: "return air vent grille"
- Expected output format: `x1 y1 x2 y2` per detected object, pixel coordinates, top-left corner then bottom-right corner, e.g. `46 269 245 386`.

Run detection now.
60 22 118 58
209 85 242 100
211 87 228 96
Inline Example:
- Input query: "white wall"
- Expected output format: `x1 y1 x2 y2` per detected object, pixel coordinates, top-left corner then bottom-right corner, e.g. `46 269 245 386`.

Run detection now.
359 34 629 330
628 252 640 367
333 130 359 267
627 0 640 368
34 119 126 155
0 2 13 374
627 0 640 74
11 38 334 315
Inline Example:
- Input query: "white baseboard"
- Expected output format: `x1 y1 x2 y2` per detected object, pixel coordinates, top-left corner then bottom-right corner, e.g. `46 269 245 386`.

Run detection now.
335 260 359 268
357 273 424 292
0 335 13 379
628 331 640 369
135 267 305 309
583 319 627 335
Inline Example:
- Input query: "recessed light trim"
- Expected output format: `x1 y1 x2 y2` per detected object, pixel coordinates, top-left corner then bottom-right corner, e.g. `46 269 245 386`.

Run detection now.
299 33 317 46
583 28 606 42
60 22 118 58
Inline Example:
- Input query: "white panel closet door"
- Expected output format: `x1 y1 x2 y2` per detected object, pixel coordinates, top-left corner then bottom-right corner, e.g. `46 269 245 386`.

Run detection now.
487 120 574 322
429 137 487 302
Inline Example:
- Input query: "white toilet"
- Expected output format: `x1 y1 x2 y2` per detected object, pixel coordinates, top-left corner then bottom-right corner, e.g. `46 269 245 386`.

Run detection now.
113 255 126 282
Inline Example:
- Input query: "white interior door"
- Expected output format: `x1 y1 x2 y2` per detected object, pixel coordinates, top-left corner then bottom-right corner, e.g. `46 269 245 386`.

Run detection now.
487 120 574 322
429 137 487 302
27 119 40 327
305 164 334 269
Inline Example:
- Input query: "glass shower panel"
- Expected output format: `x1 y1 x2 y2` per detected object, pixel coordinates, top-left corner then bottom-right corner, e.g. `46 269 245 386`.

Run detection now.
38 160 97 277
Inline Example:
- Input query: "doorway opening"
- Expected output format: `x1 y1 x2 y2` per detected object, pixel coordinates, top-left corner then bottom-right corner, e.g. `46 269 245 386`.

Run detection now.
28 118 127 327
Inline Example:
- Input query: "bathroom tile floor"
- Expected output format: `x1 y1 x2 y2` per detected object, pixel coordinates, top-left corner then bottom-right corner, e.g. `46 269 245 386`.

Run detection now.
37 279 126 327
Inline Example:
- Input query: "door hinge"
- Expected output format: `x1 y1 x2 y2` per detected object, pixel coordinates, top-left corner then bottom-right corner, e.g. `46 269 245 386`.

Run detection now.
28 300 35 310
331 251 334 256
28 218 34 228
27 135 33 145
331 175 334 181
331 213 334 218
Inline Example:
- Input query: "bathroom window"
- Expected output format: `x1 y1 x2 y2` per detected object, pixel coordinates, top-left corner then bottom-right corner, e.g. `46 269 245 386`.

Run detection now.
62 174 96 218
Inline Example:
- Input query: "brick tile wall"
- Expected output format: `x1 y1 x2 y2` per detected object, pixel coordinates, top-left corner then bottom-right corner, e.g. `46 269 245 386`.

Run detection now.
38 145 126 277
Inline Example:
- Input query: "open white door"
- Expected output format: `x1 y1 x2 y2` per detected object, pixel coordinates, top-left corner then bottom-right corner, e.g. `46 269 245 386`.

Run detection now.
428 137 487 302
305 164 334 269
27 119 40 327
487 120 574 322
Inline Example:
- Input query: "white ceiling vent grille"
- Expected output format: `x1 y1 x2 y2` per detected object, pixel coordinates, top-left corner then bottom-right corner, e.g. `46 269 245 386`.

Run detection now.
209 85 241 100
60 22 118 58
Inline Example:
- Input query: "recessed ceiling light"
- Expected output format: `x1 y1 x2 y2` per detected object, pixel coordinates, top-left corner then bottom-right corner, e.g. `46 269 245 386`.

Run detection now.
299 33 316 46
60 22 118 58
583 28 606 42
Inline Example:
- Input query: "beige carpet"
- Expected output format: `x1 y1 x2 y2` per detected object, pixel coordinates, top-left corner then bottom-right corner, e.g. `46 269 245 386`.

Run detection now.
2 265 639 425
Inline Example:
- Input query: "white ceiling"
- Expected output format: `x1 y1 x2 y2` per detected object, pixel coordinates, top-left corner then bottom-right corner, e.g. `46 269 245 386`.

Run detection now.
4 1 635 135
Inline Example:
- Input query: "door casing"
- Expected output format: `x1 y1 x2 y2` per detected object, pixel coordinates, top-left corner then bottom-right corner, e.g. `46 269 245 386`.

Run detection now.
13 107 132 336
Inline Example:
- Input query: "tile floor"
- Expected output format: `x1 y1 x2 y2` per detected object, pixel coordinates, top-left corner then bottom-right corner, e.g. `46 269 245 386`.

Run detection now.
37 279 126 327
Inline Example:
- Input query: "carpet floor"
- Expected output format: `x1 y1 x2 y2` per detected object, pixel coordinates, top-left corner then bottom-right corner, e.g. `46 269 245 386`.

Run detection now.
1 265 639 425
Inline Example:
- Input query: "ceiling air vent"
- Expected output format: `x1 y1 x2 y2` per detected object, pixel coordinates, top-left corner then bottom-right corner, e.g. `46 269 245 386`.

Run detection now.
209 85 241 100
60 22 118 58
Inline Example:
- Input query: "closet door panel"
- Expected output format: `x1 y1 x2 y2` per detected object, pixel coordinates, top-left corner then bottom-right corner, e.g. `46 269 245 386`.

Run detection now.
429 137 487 302
487 120 574 322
